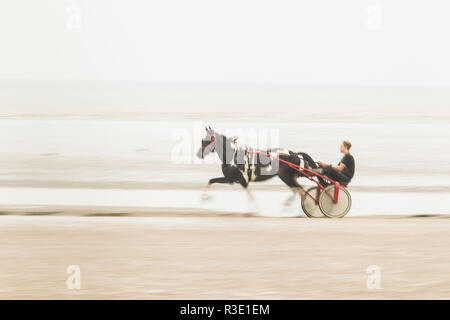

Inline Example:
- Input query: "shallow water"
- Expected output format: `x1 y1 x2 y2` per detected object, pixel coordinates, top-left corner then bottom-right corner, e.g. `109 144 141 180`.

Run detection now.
0 187 448 217
0 117 448 216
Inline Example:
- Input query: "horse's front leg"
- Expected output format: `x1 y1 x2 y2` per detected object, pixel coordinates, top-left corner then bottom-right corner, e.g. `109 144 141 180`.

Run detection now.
235 174 261 214
201 177 231 200
238 182 260 213
238 179 255 201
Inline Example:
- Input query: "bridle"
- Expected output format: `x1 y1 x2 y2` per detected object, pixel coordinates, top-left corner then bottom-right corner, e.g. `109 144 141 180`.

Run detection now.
201 134 216 153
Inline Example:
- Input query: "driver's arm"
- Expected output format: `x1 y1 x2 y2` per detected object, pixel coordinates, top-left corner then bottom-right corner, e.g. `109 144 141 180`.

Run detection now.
333 163 346 172
318 161 329 167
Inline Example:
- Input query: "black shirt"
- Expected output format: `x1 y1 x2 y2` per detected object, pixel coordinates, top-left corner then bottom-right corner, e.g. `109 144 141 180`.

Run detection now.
339 153 355 180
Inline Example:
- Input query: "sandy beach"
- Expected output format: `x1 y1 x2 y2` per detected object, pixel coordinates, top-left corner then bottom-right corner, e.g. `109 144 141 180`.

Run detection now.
1 85 449 299
3 0 450 303
1 211 450 299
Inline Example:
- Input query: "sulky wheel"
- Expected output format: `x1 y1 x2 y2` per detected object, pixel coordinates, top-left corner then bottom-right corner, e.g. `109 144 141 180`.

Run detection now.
301 186 325 218
318 184 352 218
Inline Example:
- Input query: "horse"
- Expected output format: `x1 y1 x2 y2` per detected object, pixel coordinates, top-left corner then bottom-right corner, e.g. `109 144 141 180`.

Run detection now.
195 126 320 203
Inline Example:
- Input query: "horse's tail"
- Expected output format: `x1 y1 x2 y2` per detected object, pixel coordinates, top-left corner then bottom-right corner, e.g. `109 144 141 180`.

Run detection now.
296 152 318 169
297 152 328 186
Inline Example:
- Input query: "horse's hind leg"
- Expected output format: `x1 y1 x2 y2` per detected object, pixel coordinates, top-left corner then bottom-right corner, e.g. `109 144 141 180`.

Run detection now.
284 186 301 206
278 170 304 205
235 176 261 213
235 175 256 201
290 178 305 199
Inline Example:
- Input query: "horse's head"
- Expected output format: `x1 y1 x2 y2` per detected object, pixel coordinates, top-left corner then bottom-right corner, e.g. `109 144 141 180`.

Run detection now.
196 126 217 159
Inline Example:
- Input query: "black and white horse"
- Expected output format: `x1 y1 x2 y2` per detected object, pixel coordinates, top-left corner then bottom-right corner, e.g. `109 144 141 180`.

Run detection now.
196 127 319 202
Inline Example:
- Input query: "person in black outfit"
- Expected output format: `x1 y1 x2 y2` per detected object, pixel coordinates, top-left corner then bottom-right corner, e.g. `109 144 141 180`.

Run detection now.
312 141 355 185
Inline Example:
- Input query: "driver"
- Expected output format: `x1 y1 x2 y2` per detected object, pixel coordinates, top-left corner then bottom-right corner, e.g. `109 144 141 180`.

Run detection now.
312 141 355 185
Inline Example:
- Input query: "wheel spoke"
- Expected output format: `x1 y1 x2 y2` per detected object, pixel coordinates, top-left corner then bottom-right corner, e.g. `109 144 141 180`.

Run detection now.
318 185 352 218
301 186 325 218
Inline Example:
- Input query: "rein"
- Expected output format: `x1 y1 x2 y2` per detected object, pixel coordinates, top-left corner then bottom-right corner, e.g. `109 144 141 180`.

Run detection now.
247 150 343 202
248 150 326 182
201 134 216 151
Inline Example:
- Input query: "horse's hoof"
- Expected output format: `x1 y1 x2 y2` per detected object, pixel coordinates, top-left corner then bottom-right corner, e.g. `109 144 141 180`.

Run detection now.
247 202 260 214
201 194 213 201
283 197 295 207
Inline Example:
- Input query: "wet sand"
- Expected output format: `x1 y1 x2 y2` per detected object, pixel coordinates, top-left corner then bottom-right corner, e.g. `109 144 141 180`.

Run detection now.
1 83 449 299
1 213 450 299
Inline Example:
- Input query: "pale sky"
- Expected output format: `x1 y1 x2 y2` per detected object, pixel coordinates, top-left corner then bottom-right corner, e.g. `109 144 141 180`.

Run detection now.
1 0 450 85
